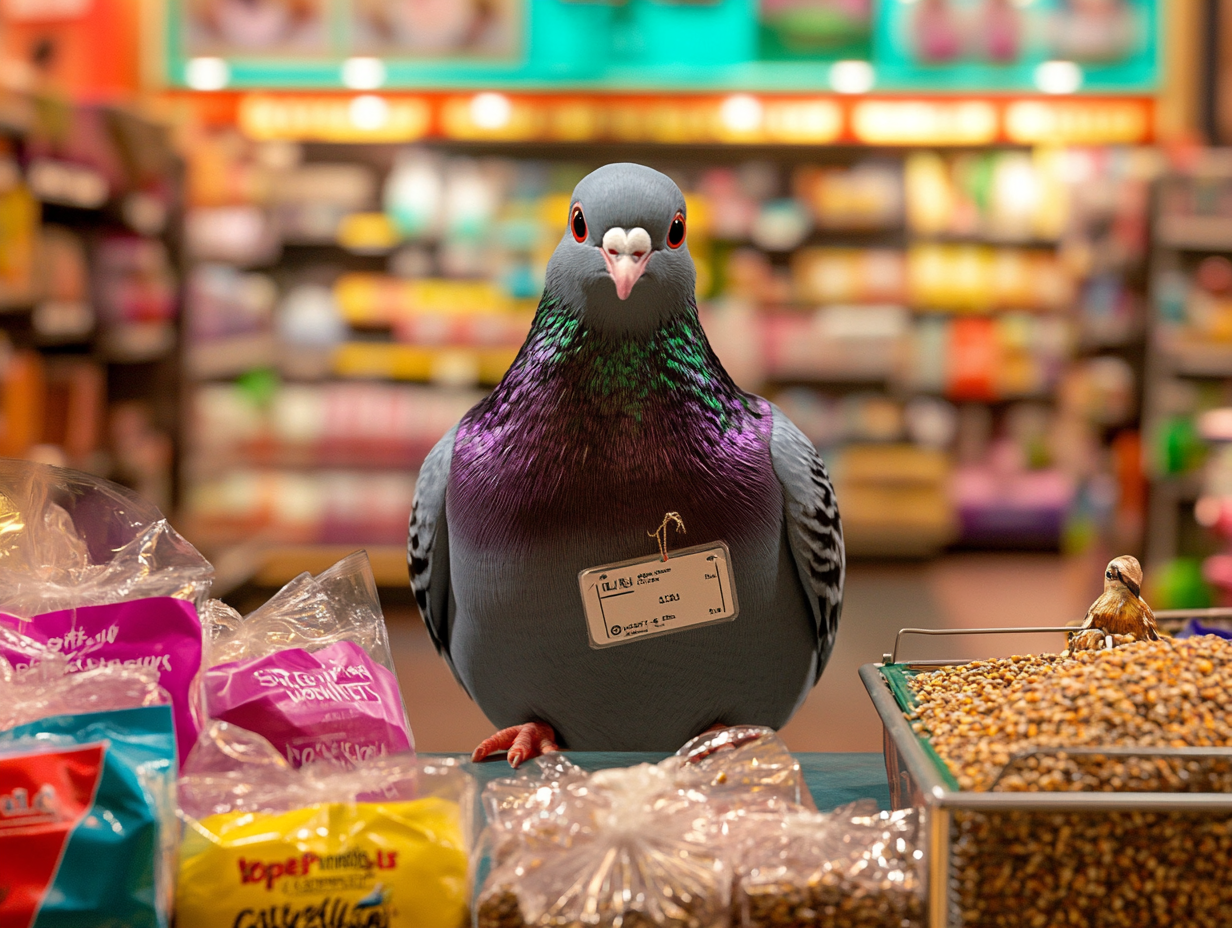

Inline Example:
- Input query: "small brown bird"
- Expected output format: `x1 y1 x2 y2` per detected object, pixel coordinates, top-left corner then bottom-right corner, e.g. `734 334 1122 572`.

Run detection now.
1070 555 1160 651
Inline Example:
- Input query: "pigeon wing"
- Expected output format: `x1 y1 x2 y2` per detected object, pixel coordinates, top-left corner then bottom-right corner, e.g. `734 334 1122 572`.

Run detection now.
769 403 845 681
408 423 466 688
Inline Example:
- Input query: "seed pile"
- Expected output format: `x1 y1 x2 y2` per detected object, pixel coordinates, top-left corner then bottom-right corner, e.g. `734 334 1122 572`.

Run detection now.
743 872 923 928
476 884 713 928
733 805 922 928
953 809 1232 927
907 636 1232 792
477 887 526 928
475 831 728 928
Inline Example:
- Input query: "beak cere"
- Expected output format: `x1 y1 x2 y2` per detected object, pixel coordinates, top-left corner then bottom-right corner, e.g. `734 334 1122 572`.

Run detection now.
601 227 653 300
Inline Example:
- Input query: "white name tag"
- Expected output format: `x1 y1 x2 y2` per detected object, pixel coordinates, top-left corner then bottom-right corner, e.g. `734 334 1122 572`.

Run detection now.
577 542 739 649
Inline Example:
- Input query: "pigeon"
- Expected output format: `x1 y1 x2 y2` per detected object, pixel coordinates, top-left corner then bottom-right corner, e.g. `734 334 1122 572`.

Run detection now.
408 163 844 765
1069 555 1161 651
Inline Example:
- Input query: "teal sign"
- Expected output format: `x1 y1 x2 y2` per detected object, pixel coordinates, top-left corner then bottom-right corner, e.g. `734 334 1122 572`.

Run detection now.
875 0 1160 93
165 0 1158 93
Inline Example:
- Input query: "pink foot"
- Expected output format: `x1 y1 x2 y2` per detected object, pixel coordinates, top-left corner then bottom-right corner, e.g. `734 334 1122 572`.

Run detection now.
471 722 558 768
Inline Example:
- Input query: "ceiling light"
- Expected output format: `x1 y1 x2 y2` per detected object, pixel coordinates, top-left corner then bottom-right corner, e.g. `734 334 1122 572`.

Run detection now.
470 92 513 130
342 57 386 91
1034 60 1082 95
720 94 763 133
186 57 229 91
829 60 875 95
349 95 389 131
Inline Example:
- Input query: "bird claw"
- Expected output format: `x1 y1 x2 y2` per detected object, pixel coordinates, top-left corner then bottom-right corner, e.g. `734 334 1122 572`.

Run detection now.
471 722 558 768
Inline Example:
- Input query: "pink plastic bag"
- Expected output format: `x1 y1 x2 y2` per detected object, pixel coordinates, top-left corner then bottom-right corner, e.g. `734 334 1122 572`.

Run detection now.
0 623 169 729
0 600 199 760
202 551 414 767
0 461 212 765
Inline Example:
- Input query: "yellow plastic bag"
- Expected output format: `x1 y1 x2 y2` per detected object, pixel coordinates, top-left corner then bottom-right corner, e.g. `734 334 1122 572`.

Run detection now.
177 797 468 928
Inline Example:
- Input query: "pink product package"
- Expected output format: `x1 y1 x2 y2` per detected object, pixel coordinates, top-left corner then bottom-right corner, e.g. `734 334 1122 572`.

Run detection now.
205 640 411 767
0 598 203 764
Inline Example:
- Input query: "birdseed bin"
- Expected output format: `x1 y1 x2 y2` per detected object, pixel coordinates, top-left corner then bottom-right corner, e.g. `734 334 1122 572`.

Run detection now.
860 622 1232 928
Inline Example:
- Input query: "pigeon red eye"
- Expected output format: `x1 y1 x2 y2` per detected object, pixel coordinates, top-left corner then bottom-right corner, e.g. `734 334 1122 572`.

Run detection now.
570 205 587 243
667 212 685 249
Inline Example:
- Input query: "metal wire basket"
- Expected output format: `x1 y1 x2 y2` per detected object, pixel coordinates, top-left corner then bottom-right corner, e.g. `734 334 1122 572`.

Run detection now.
860 613 1232 928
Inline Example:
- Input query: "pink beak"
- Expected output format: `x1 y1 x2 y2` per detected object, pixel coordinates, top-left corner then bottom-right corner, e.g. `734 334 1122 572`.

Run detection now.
600 226 653 300
602 248 652 300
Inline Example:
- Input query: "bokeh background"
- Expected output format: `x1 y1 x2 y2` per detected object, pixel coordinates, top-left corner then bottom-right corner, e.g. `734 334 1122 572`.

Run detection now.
1 0 1229 750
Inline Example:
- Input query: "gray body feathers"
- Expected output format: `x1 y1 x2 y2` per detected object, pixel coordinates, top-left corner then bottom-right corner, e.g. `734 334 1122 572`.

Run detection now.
408 404 843 750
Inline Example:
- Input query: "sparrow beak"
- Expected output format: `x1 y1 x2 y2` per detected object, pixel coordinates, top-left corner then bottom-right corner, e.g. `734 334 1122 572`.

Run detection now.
601 226 652 301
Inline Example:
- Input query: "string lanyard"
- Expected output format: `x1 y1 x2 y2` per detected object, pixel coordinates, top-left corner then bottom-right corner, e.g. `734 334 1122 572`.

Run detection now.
648 512 686 562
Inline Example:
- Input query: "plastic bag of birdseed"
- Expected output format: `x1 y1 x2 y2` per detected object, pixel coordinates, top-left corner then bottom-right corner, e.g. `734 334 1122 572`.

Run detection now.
0 461 213 766
476 758 733 928
473 727 818 928
732 801 924 928
672 725 816 812
201 551 414 768
177 722 471 928
0 703 178 928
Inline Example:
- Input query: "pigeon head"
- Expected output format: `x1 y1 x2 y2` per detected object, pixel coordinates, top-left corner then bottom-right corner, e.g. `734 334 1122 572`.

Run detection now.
544 163 695 336
1104 555 1143 597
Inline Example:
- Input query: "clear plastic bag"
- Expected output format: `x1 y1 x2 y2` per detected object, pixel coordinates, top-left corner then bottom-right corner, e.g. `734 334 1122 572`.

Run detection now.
0 620 172 739
673 725 816 813
477 760 731 928
204 550 394 667
734 801 924 928
0 459 213 615
177 721 472 928
0 637 168 731
481 728 808 865
481 753 594 863
201 550 414 767
180 721 431 816
474 729 814 928
0 461 212 765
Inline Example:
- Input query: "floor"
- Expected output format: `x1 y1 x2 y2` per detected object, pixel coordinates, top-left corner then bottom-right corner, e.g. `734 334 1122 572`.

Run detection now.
389 552 1107 754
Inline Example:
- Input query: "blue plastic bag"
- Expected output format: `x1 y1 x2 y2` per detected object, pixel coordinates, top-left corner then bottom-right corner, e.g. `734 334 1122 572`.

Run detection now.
0 705 177 928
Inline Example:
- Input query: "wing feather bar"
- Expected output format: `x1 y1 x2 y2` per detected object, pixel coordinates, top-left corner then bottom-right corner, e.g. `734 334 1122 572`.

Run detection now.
408 424 461 680
769 404 845 678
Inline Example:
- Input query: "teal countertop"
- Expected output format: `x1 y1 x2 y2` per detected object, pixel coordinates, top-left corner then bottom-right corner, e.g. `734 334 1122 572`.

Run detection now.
433 751 891 812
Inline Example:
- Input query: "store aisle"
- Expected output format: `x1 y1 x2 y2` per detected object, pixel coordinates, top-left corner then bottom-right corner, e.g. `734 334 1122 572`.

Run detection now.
391 552 1103 754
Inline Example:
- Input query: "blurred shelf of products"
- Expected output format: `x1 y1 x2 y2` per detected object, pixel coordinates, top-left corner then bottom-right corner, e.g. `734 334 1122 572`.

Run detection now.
178 137 1154 563
0 0 1182 585
0 90 185 513
1144 151 1232 614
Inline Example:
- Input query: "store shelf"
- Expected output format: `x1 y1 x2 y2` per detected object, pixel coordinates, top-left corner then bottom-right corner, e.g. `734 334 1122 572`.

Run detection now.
257 544 408 587
212 543 409 594
179 129 1150 559
1156 215 1232 252
188 334 279 380
333 342 519 385
0 297 35 313
0 99 184 510
1143 165 1232 570
1159 341 1232 377
186 444 437 475
1151 472 1204 501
